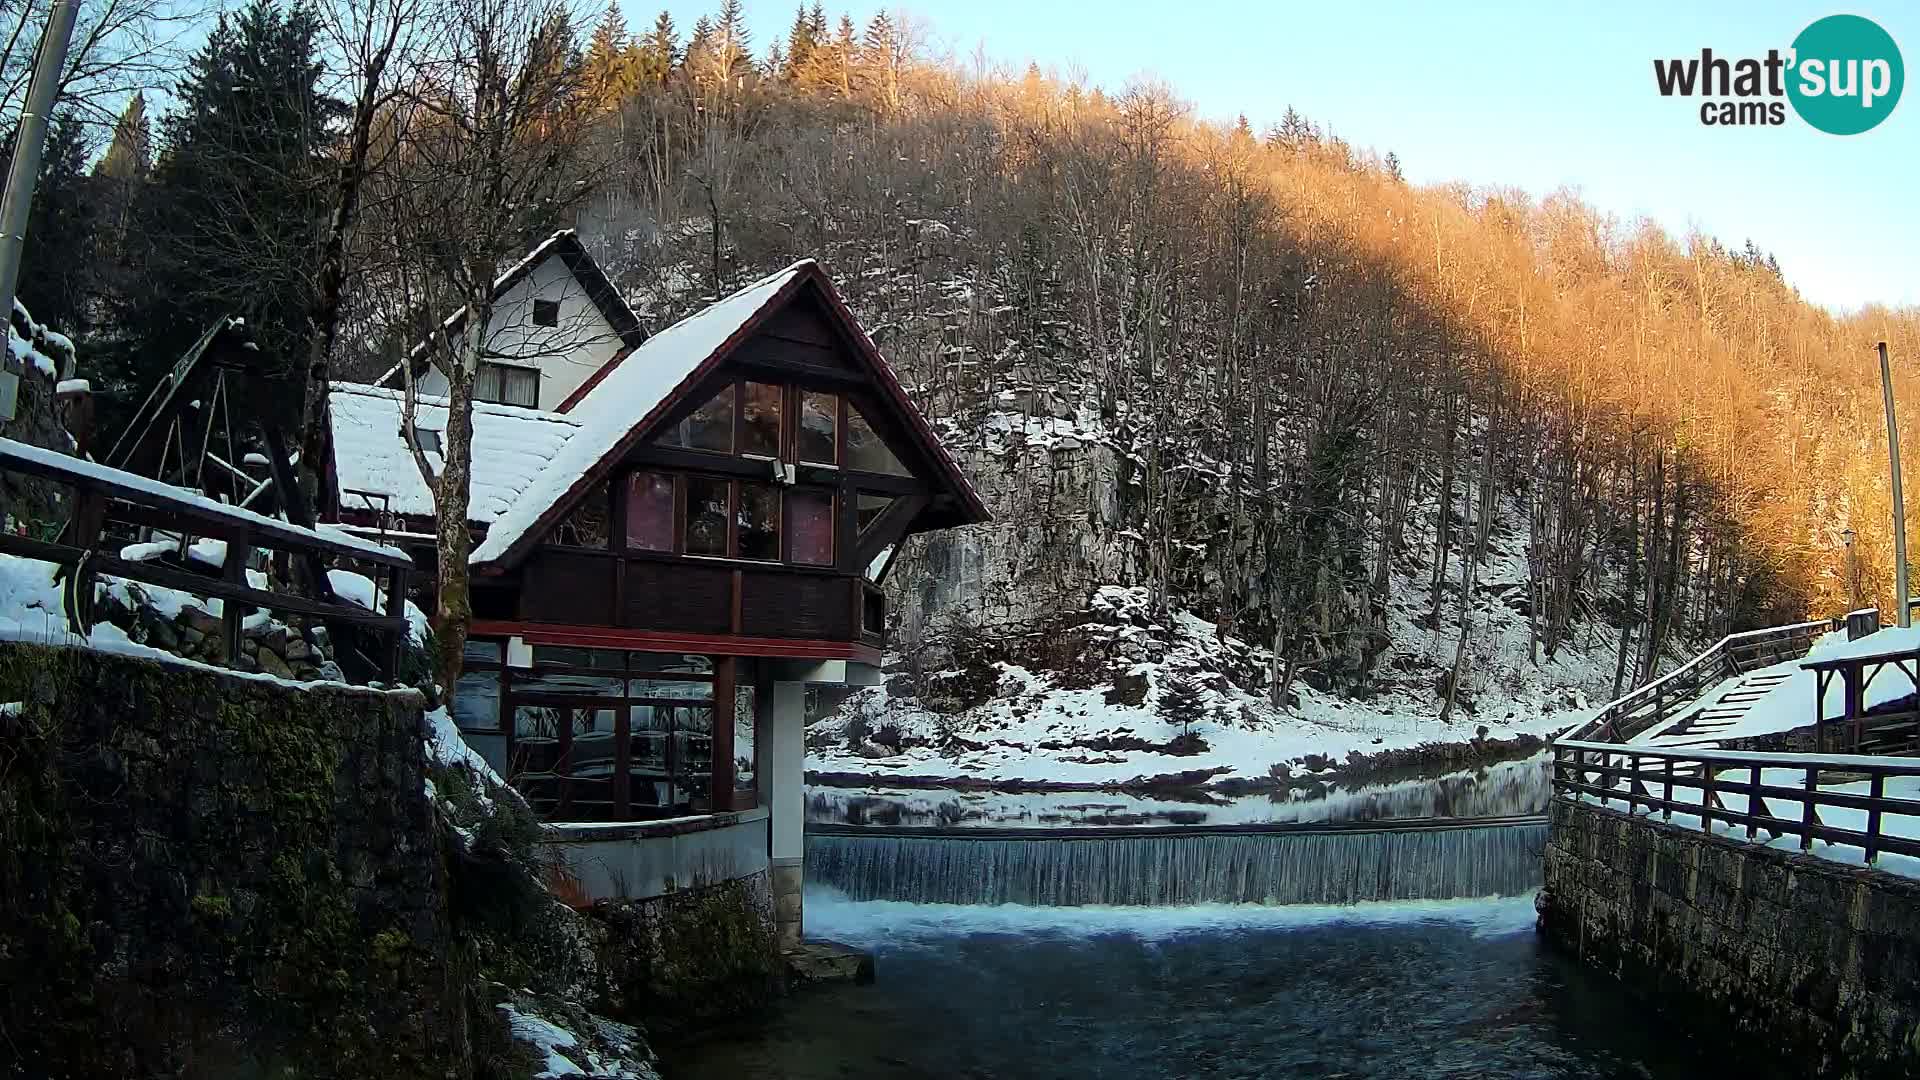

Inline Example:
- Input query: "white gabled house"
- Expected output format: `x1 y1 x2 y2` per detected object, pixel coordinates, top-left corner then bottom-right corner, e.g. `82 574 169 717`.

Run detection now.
379 229 647 412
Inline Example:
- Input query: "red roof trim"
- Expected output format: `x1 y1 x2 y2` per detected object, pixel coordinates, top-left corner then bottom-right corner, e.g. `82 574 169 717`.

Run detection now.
552 340 636 413
472 620 883 665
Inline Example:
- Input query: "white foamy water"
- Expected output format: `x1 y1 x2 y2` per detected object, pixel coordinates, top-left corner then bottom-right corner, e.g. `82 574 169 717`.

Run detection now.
802 886 1542 946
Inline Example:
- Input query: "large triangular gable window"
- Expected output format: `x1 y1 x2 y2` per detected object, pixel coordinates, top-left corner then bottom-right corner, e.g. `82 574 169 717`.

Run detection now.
846 403 910 477
656 385 734 452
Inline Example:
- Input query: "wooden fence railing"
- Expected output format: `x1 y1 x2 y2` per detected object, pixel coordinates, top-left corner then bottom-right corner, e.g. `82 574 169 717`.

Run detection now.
1553 738 1920 866
0 437 414 680
1563 618 1843 744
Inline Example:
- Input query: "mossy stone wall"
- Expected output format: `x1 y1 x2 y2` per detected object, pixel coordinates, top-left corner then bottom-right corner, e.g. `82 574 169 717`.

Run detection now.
0 641 467 1079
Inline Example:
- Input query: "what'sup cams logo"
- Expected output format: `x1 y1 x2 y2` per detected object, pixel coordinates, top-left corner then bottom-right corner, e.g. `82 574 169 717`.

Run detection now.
1654 14 1903 134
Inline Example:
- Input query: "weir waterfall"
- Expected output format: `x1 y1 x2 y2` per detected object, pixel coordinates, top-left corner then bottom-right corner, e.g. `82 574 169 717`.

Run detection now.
806 817 1547 906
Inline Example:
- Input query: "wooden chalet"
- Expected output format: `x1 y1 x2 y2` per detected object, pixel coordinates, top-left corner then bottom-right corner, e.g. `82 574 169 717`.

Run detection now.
325 250 986 935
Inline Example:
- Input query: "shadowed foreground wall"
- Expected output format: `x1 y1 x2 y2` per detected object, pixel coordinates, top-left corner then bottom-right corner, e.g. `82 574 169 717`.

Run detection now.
1541 799 1920 1078
0 641 467 1079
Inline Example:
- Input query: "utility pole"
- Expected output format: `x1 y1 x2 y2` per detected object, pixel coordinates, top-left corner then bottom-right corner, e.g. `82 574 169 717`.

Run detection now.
1881 341 1909 628
0 0 81 421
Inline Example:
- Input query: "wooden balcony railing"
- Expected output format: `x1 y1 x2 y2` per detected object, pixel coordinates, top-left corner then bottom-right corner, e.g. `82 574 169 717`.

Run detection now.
1554 738 1920 866
0 437 414 681
1562 618 1841 744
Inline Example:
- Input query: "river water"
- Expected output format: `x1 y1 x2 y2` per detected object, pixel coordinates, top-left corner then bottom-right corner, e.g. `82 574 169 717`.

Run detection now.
662 891 1783 1080
805 755 1552 830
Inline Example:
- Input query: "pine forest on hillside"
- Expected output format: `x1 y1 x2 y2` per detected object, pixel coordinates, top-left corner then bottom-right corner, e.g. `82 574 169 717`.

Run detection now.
14 0 1920 738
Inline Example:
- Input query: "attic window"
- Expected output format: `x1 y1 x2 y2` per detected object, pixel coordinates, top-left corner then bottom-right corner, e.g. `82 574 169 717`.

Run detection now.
533 299 560 327
846 404 910 477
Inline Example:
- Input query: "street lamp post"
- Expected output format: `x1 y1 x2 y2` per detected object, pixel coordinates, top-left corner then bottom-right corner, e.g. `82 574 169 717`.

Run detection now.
1881 342 1910 628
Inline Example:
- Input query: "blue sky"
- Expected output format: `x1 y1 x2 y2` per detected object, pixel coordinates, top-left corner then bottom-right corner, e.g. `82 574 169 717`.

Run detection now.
644 0 1918 312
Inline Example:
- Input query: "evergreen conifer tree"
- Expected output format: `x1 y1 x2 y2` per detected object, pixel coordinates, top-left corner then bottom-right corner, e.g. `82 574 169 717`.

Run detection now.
636 11 679 84
103 0 338 408
782 3 816 80
1158 672 1208 739
583 3 636 107
10 112 98 336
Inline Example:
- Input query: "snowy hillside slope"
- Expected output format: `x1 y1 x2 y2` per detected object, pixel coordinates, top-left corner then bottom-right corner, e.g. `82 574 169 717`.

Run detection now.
599 236 1694 790
811 491 1640 790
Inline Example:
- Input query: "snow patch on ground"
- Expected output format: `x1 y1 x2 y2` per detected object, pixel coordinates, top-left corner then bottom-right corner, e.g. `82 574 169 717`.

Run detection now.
498 1002 657 1079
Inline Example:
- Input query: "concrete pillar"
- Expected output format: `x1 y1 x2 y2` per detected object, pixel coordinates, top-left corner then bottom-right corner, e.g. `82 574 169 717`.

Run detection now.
767 680 806 948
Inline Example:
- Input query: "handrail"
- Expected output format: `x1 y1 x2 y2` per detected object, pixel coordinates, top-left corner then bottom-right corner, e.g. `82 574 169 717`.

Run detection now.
1552 740 1920 867
0 444 413 682
1563 618 1837 744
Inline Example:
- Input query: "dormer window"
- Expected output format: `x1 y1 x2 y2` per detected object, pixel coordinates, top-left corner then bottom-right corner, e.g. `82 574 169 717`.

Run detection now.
532 298 560 327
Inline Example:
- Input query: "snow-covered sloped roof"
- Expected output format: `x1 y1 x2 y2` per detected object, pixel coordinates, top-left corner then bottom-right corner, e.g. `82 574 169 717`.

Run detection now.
329 383 580 524
467 261 812 564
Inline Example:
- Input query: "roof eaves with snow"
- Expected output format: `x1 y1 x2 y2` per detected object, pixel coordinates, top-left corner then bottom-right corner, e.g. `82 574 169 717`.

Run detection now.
468 260 813 568
467 259 990 572
328 383 581 525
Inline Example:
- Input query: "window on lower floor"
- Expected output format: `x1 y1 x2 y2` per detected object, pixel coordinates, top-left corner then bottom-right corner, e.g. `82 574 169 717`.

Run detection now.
451 645 727 822
737 482 780 561
685 475 729 555
476 362 539 408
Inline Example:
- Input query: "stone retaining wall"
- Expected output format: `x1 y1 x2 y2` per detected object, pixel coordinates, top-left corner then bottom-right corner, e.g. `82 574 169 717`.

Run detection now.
0 640 465 1078
1541 798 1920 1077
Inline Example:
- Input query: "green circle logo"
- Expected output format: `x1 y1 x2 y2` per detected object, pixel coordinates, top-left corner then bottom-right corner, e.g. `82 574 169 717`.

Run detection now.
1788 14 1904 134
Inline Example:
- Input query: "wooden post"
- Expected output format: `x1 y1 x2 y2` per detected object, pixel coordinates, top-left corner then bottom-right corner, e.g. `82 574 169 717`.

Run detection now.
221 538 253 667
1702 765 1716 835
1802 766 1819 851
380 565 406 681
711 656 736 812
1866 771 1885 865
1664 757 1675 821
1748 764 1762 839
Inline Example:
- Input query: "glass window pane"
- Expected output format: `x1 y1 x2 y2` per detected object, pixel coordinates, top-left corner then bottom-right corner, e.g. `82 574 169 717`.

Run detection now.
846 403 910 476
452 671 500 732
734 683 756 792
742 382 782 457
660 385 734 452
626 471 675 552
738 482 780 561
798 390 837 464
570 710 619 779
629 678 715 701
513 670 624 695
629 652 713 675
628 705 671 808
531 645 624 670
551 480 609 548
685 476 729 555
791 489 834 565
856 493 894 535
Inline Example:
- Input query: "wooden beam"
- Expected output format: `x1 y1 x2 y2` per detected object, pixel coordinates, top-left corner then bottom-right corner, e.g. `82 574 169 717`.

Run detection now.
472 619 882 666
853 493 928 569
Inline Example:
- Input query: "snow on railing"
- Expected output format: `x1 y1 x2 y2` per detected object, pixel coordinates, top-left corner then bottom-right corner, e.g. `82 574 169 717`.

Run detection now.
1562 618 1839 745
1554 738 1920 868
